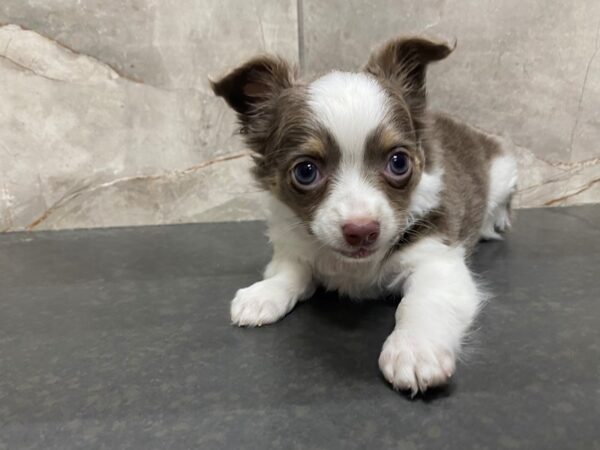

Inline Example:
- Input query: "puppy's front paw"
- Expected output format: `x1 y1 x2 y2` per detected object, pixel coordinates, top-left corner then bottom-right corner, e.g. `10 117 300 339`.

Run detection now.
231 280 295 327
378 330 456 396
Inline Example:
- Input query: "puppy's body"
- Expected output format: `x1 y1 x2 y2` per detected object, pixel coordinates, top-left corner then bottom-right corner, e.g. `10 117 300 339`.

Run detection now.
213 37 517 394
269 112 515 298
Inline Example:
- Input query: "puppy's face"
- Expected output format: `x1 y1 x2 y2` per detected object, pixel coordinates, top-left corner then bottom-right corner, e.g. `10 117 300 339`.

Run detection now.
213 37 452 261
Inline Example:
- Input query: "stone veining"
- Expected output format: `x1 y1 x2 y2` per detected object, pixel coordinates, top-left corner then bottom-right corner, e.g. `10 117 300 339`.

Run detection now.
0 0 599 232
24 152 251 231
0 24 118 83
545 177 600 206
568 19 600 159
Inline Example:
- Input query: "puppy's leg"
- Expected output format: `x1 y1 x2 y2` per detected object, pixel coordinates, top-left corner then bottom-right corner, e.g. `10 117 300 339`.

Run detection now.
231 252 314 327
480 152 518 240
379 237 481 395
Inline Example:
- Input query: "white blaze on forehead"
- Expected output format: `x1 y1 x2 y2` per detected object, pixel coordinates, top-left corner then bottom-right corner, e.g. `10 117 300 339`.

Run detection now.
307 72 390 163
307 72 398 251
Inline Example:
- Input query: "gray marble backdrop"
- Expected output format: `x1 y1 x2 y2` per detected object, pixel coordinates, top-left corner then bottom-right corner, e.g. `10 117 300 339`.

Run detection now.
1 0 599 231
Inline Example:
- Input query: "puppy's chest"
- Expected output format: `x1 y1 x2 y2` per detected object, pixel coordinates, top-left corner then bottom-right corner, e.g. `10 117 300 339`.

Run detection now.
312 252 397 299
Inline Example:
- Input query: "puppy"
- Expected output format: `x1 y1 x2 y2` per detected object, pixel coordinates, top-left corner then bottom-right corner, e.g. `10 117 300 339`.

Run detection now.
212 36 517 395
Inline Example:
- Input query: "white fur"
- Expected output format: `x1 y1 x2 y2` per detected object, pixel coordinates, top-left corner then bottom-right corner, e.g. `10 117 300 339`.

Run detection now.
230 227 315 326
310 168 399 270
380 237 482 394
305 72 401 260
269 197 390 300
308 166 443 301
308 71 389 161
408 167 444 220
230 264 313 326
481 151 518 239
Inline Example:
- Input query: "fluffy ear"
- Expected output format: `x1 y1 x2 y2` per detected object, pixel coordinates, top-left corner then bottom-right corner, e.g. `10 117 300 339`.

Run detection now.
211 55 296 115
365 36 454 115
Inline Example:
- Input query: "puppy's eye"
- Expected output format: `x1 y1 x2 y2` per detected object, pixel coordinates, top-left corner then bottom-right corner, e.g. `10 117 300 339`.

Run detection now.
292 160 321 188
384 150 412 187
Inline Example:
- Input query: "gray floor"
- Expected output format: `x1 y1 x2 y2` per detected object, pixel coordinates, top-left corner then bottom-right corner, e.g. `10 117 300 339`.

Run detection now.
1 206 599 449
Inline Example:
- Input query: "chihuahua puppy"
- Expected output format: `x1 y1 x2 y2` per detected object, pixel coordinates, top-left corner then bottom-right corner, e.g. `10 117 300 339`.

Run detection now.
212 36 517 394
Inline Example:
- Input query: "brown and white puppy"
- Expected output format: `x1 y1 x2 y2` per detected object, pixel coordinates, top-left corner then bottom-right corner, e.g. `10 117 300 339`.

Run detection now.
212 36 517 395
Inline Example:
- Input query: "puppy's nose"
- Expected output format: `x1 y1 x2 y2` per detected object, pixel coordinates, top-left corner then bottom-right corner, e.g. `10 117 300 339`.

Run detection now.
342 220 380 247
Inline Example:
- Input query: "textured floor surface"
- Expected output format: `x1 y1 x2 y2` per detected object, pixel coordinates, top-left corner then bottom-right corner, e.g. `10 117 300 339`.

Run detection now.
0 205 599 449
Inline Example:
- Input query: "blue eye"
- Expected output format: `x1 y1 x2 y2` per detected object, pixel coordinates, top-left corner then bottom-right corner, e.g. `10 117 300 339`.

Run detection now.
387 152 410 175
293 160 320 186
384 151 412 187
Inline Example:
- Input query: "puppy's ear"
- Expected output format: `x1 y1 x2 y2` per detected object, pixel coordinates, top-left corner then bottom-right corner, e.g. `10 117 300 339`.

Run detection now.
365 36 454 116
211 55 296 115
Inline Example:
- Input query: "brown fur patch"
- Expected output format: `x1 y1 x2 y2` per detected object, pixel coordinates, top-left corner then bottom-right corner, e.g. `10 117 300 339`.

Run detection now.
212 58 343 225
364 37 453 138
425 112 504 251
271 127 341 223
211 55 296 116
362 37 503 252
364 123 423 233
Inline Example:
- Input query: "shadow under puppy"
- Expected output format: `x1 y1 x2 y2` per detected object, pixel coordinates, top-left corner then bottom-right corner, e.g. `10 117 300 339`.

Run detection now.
212 36 517 395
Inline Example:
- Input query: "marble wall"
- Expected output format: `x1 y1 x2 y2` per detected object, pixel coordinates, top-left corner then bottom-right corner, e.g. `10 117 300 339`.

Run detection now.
1 1 599 231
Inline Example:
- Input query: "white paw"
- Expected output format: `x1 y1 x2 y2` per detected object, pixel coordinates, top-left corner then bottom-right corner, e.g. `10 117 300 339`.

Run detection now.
378 330 456 396
494 207 512 232
230 279 295 327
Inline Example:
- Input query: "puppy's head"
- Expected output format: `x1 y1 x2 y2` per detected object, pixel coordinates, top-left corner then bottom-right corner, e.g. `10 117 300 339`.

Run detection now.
212 36 453 261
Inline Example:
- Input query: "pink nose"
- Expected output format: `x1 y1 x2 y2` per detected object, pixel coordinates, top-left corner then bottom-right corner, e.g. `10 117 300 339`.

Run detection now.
342 220 380 247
